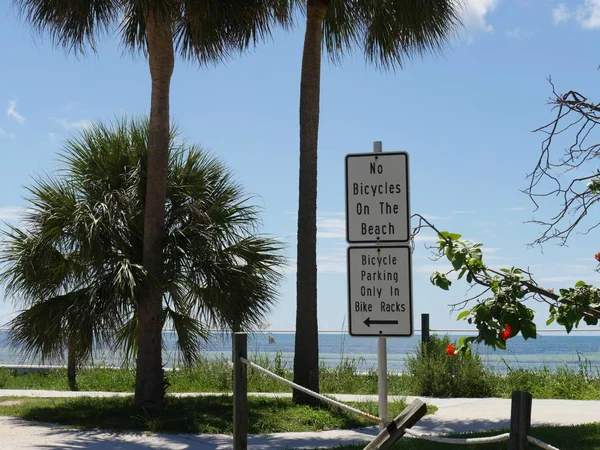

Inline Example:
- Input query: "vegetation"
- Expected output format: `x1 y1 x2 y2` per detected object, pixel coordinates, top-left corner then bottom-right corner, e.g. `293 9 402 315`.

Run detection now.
409 78 600 360
293 0 464 406
0 395 434 434
405 335 494 398
0 119 284 394
413 214 600 357
3 341 600 400
311 422 600 450
13 0 295 409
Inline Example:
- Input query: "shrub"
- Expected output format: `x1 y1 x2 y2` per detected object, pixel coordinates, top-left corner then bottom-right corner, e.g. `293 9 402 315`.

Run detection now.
404 334 494 397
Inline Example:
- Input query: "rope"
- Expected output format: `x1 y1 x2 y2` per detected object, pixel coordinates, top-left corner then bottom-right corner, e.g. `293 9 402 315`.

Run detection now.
404 429 509 444
239 357 381 422
528 435 561 450
237 358 559 450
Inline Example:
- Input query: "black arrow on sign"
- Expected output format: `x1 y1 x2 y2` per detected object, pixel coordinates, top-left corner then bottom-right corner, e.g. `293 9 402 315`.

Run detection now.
363 317 399 327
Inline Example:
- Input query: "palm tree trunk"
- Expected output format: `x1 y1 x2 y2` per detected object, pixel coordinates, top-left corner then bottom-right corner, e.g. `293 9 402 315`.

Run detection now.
135 10 174 410
293 0 328 406
67 337 77 391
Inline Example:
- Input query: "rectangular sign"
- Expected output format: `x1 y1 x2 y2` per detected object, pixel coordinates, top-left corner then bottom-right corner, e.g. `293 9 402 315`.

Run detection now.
347 245 413 337
345 152 410 243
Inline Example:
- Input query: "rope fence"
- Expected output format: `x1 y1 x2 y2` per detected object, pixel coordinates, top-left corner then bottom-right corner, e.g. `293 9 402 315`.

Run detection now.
404 429 510 444
527 435 561 450
232 332 561 450
239 356 380 422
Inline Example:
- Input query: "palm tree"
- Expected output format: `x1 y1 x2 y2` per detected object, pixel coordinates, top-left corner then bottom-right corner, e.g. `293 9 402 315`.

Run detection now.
13 0 295 408
0 117 284 392
293 0 463 404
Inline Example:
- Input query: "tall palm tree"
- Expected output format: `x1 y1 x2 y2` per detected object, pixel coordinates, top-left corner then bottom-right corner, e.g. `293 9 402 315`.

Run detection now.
0 117 284 393
13 0 295 408
293 0 463 404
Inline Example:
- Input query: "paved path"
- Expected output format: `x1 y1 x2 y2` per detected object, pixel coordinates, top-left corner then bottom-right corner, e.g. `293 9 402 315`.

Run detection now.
0 390 598 449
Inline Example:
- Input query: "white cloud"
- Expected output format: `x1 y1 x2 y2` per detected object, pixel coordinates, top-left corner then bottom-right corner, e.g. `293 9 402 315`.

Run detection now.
0 127 15 140
505 28 534 41
552 3 570 24
420 214 450 221
576 0 600 28
0 206 25 222
56 118 93 130
48 133 58 146
317 214 345 239
503 206 526 211
461 0 500 32
282 250 347 274
539 274 600 283
414 262 452 274
318 253 347 274
6 100 25 125
552 1 600 29
413 234 438 242
484 247 501 253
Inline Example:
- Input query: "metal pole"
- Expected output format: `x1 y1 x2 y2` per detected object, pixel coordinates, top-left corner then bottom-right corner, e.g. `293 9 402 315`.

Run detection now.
374 140 388 431
421 313 430 345
377 336 388 431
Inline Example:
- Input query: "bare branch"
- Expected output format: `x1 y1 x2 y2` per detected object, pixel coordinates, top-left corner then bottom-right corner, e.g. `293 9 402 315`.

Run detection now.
526 78 600 246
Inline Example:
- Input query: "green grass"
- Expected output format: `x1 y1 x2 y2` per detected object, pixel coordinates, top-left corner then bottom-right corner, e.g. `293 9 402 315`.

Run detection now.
0 395 434 434
316 422 600 450
4 338 600 400
4 353 600 400
0 354 411 395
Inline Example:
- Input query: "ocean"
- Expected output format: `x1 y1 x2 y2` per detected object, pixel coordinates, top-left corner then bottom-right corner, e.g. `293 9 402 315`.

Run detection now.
1 330 600 373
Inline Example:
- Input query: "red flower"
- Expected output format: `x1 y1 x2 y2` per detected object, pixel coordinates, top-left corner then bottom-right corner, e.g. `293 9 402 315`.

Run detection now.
595 252 600 262
500 323 512 341
446 343 457 357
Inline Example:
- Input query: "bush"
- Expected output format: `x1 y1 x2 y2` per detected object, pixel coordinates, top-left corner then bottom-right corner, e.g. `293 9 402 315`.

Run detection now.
404 334 494 397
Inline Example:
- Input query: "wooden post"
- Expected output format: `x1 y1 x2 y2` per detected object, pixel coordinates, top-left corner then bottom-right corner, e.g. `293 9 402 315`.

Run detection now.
509 390 532 450
421 313 430 345
233 332 248 450
363 399 427 450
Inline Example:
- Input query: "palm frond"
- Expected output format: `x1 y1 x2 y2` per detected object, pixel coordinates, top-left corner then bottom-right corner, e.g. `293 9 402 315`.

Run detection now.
321 0 463 69
1 115 285 368
13 0 120 53
360 0 463 70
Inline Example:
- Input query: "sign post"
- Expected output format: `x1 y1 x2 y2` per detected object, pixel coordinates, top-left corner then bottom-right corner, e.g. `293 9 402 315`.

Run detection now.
345 141 413 431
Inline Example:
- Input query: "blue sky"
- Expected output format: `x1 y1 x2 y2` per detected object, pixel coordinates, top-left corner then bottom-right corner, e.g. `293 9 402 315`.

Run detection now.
1 0 600 333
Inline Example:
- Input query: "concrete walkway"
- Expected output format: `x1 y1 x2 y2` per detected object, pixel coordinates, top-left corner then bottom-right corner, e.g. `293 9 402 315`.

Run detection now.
0 390 598 449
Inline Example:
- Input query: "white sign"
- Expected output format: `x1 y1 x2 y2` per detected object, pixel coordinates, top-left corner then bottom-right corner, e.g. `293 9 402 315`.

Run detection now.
345 152 410 243
347 245 413 337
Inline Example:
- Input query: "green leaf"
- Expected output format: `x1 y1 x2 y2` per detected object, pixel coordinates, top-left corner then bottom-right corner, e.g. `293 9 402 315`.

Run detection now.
575 280 587 287
584 316 598 326
456 310 470 321
469 247 483 261
521 320 537 340
451 251 466 270
546 316 555 326
439 231 462 241
430 272 451 290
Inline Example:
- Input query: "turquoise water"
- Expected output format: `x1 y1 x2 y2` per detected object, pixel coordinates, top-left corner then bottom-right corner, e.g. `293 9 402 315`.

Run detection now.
1 331 599 373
